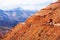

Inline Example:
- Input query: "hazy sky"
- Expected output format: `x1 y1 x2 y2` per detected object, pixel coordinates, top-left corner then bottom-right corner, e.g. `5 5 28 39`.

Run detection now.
0 0 57 10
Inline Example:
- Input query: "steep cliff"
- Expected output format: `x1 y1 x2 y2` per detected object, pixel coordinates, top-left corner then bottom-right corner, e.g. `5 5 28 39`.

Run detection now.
1 0 60 40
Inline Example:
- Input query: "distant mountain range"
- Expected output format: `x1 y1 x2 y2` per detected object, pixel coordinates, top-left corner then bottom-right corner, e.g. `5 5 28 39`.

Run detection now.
0 8 36 28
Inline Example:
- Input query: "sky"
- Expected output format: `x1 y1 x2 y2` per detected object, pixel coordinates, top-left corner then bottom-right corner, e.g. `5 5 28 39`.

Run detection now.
0 0 57 10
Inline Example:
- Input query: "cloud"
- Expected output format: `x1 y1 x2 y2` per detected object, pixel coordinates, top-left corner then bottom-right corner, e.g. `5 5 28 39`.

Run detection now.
0 0 57 10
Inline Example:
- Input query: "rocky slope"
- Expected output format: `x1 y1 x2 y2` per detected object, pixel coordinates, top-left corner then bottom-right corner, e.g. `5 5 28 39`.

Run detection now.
0 26 11 39
1 0 60 40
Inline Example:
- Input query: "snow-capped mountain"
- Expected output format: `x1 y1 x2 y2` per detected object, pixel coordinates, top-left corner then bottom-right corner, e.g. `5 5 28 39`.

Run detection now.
0 8 36 28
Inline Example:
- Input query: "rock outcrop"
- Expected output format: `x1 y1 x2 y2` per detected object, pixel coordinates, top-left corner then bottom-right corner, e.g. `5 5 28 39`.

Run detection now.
1 0 60 40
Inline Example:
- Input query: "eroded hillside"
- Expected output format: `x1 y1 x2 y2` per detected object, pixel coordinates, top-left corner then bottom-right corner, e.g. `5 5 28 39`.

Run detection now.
1 0 60 40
